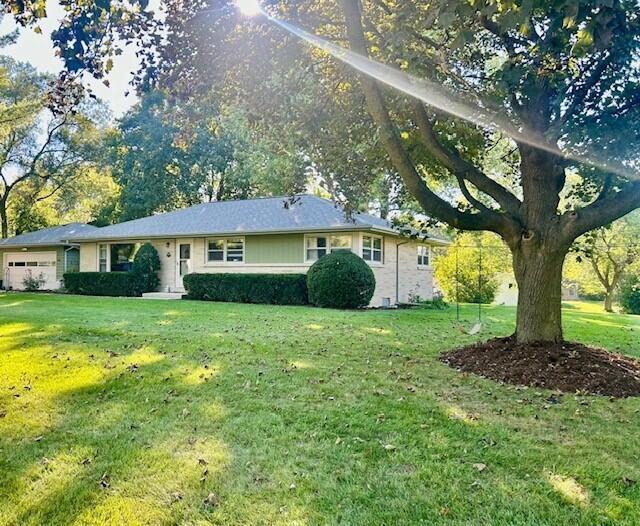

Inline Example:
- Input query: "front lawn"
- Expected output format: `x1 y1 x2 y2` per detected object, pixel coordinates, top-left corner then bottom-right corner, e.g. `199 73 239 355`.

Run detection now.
0 294 639 525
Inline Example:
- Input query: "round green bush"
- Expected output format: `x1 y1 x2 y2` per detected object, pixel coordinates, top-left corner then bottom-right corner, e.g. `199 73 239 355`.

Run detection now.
307 251 375 309
132 242 161 293
620 275 640 315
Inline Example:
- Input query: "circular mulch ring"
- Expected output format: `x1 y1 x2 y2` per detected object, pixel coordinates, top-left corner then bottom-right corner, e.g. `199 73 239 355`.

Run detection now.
440 337 640 397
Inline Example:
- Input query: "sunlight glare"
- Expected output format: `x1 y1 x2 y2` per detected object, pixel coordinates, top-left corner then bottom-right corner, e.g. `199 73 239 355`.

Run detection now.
236 0 262 16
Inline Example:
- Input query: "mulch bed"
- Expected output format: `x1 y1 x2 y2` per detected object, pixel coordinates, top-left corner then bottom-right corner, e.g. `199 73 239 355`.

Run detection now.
441 336 640 397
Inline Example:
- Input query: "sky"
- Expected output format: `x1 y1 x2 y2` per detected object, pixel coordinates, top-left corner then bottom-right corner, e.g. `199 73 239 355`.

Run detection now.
0 1 162 120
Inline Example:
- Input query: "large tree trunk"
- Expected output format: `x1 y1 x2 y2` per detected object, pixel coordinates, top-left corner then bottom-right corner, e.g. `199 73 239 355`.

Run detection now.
603 292 614 313
512 242 568 344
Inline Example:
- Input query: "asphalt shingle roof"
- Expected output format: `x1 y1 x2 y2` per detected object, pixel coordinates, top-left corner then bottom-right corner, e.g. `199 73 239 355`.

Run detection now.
68 195 401 241
0 223 99 248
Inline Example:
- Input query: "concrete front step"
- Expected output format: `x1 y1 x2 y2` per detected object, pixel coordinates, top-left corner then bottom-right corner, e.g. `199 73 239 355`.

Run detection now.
141 292 185 300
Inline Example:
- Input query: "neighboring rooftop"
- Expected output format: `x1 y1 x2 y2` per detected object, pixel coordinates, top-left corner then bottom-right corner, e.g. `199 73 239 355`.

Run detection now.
0 223 99 248
68 195 415 241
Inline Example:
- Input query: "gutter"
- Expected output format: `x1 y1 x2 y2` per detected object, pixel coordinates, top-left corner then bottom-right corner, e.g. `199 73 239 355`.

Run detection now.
66 227 452 245
66 225 401 243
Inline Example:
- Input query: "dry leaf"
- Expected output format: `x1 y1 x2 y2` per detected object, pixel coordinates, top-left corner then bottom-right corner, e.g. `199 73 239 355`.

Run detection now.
204 492 219 507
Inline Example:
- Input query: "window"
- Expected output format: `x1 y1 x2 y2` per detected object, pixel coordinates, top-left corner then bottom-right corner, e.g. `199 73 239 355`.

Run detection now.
305 235 352 261
330 235 351 252
99 244 108 272
207 238 244 263
306 236 327 261
362 235 383 263
110 243 139 272
226 238 244 262
207 240 224 261
417 246 430 267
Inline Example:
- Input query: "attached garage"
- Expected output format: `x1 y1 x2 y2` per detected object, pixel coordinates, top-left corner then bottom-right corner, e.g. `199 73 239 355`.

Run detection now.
4 251 59 290
0 223 97 291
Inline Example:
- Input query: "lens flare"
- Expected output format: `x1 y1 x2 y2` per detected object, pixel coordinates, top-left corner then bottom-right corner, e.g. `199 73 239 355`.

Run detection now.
236 0 262 16
265 15 637 182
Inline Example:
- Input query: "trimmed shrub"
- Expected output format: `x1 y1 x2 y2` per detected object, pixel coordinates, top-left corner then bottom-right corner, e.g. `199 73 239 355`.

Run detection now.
620 276 640 315
63 272 141 297
132 242 161 293
307 251 375 309
183 273 308 305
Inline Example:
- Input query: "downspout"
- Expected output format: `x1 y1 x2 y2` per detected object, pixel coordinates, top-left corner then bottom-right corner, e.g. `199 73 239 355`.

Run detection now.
396 240 410 305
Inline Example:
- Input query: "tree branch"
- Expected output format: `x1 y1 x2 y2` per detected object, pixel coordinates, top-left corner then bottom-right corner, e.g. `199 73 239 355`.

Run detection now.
562 180 640 241
550 52 614 135
340 0 509 234
412 102 522 216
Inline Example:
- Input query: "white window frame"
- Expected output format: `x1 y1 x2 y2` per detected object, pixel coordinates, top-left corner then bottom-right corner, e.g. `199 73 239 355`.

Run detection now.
98 243 109 272
304 233 353 262
361 233 384 265
206 237 245 264
417 245 430 268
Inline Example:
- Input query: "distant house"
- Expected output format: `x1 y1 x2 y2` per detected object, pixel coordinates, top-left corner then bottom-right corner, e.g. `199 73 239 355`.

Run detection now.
62 195 448 306
0 223 98 290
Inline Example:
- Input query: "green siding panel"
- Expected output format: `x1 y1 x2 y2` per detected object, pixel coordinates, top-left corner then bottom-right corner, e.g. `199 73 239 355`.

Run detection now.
245 234 304 264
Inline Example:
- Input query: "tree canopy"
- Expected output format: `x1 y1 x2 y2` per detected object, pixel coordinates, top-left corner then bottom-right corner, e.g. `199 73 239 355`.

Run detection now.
0 57 109 237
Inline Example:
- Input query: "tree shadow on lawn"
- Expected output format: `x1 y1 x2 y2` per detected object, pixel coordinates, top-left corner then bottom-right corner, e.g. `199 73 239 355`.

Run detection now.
1 354 234 525
1 310 640 524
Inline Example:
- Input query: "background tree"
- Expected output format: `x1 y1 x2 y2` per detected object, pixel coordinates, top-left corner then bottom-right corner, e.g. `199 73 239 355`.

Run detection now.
0 57 107 237
153 0 640 343
108 92 307 220
434 232 509 304
7 167 120 233
575 214 640 312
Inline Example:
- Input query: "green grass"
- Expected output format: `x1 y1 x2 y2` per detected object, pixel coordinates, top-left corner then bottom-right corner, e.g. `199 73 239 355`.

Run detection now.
0 294 639 525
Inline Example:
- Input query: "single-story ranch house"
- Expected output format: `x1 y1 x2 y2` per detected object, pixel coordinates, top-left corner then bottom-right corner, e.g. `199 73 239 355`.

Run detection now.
2 195 448 306
0 223 98 290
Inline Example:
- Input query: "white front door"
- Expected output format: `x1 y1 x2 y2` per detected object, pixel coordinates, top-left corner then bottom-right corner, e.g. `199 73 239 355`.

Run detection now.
176 241 192 291
4 252 58 290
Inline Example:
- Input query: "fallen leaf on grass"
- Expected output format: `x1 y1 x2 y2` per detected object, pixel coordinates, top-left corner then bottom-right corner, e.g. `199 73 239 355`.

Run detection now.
472 463 487 472
99 473 110 489
622 476 637 487
204 492 219 507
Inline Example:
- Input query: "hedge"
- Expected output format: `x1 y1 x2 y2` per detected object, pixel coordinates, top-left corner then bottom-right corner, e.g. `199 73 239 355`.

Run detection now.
63 272 142 297
183 273 308 305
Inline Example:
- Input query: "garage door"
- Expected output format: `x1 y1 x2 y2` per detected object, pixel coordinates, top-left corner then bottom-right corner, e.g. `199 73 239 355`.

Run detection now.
4 252 58 291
